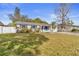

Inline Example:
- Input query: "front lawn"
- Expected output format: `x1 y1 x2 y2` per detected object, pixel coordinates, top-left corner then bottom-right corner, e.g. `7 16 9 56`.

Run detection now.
38 33 79 56
0 33 79 56
0 33 48 56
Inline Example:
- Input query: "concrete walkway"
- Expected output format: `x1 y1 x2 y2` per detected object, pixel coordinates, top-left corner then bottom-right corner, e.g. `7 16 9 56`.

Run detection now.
57 32 79 36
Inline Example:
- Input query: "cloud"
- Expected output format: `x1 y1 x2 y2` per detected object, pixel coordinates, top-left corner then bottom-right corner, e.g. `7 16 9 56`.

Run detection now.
0 10 13 25
50 14 56 19
0 14 10 25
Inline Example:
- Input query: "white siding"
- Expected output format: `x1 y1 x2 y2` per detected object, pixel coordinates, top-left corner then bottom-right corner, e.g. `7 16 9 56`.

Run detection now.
0 26 16 34
27 25 31 29
37 25 40 28
52 27 58 32
0 26 3 33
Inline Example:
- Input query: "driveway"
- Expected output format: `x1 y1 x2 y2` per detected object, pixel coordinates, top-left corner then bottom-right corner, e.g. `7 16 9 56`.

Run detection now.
57 32 79 36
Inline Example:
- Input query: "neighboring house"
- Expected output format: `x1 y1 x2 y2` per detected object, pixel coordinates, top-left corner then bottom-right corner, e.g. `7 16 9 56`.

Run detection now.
57 24 72 32
0 21 16 34
72 25 79 30
57 24 79 32
16 22 53 32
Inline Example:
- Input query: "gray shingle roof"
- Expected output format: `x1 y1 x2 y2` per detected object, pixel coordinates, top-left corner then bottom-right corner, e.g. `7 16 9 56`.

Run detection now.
16 22 50 26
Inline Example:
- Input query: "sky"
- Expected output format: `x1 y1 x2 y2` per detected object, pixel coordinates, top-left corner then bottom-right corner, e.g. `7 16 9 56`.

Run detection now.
0 3 79 25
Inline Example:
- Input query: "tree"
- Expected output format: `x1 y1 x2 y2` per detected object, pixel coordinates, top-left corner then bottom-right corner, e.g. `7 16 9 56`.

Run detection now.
8 7 21 26
65 18 74 26
55 3 72 31
10 7 21 22
51 21 56 29
32 18 48 24
14 7 21 20
20 15 30 22
70 20 74 25
0 21 4 26
9 7 30 26
9 7 48 26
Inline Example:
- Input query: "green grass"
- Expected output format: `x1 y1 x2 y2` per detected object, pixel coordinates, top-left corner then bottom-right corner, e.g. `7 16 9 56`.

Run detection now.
38 33 79 56
0 33 48 56
0 33 79 56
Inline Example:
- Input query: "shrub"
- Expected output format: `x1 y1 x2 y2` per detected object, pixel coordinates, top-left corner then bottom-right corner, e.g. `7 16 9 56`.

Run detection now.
71 29 79 32
19 28 32 33
36 29 40 32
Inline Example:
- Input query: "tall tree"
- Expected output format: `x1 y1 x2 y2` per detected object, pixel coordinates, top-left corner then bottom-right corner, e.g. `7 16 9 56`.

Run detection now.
51 21 56 29
14 7 21 19
65 18 74 26
9 7 21 26
9 7 48 26
55 3 72 31
9 7 29 26
20 15 29 22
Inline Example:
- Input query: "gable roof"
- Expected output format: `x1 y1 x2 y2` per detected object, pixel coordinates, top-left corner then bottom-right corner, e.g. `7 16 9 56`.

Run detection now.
16 22 50 26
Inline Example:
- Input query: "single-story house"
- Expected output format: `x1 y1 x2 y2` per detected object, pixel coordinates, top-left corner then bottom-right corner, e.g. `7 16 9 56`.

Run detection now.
16 22 53 32
57 24 79 32
57 24 72 32
0 21 79 33
16 22 79 32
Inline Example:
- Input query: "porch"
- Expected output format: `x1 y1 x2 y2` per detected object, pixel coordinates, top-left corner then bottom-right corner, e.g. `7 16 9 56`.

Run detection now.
16 22 51 32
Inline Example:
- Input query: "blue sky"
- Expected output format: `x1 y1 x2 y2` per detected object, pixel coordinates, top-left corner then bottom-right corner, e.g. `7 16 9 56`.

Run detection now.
0 3 79 25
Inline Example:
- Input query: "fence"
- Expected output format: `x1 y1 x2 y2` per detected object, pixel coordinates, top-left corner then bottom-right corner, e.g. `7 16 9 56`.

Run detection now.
0 26 16 34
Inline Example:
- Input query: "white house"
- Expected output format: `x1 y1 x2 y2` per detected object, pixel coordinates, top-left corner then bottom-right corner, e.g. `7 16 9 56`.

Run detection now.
16 22 53 32
0 21 79 34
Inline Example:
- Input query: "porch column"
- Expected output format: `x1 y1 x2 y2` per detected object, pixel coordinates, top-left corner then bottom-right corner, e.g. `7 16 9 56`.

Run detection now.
40 26 44 32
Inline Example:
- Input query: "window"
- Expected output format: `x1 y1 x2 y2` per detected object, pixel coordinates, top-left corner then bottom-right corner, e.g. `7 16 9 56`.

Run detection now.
32 25 36 28
41 26 49 30
44 26 49 30
21 25 27 28
22 25 25 28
